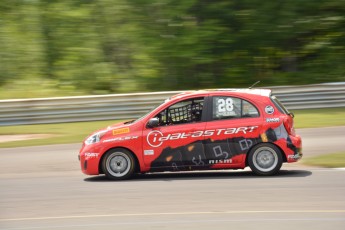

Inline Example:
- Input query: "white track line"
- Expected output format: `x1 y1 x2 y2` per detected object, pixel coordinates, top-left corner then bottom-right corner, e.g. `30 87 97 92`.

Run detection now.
1 210 345 222
4 218 345 230
334 168 345 171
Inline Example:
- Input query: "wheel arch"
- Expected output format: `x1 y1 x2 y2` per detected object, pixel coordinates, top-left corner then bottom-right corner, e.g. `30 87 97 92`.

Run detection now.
98 146 140 174
245 142 287 167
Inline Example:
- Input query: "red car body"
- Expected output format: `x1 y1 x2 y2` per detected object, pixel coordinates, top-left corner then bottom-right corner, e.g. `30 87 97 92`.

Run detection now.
79 89 302 179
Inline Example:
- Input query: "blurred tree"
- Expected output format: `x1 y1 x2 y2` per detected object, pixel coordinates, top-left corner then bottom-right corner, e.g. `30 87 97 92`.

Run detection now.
0 0 344 98
130 0 345 89
0 0 46 86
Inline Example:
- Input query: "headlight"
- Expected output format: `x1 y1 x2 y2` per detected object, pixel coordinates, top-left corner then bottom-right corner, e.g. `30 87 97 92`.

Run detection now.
85 131 106 145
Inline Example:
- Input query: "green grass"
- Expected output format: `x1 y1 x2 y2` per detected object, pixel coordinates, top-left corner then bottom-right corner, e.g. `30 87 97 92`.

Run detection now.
292 107 345 129
0 107 345 148
302 152 345 168
0 120 122 148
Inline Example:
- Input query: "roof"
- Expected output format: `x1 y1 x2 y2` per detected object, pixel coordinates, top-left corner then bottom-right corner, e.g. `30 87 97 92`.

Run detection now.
211 88 272 97
171 88 272 99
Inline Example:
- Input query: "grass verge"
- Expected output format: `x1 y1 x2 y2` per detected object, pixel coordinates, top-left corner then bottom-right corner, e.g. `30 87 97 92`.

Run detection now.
0 120 122 148
0 107 345 148
291 107 345 128
302 152 345 168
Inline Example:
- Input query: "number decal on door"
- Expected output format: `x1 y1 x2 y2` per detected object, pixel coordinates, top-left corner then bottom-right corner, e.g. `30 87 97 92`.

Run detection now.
217 98 233 112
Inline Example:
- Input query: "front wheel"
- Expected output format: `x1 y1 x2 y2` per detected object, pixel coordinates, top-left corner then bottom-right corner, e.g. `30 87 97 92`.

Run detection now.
248 143 283 176
102 149 136 180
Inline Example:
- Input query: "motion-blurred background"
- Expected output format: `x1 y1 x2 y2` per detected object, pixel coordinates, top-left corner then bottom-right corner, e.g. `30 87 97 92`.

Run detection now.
1 2 345 230
0 0 344 99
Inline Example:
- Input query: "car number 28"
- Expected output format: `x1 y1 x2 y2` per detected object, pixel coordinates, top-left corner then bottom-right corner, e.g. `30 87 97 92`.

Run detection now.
218 98 233 112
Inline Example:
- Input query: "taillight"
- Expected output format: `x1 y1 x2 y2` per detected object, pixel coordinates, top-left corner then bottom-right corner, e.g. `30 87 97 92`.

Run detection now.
283 116 295 136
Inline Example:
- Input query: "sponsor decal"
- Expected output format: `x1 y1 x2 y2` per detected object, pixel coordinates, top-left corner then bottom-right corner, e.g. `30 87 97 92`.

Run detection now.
146 130 164 147
266 118 280 123
103 136 139 143
209 159 232 164
146 126 258 148
288 154 300 160
84 152 99 159
144 150 154 156
265 105 275 114
261 133 268 142
149 125 300 170
113 127 130 135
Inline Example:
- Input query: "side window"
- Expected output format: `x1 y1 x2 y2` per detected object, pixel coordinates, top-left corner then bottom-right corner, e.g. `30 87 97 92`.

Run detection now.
155 97 204 126
242 100 259 117
212 96 259 120
213 97 241 119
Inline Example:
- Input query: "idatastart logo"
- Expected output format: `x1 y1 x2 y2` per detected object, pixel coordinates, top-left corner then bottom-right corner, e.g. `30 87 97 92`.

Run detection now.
146 126 258 148
147 130 164 147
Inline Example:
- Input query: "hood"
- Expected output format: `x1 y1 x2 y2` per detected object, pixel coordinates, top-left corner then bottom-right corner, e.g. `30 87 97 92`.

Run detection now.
86 120 134 139
107 122 126 130
106 119 135 130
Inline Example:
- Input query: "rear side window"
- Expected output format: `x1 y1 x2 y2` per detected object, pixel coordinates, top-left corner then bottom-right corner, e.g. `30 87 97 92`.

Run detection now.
212 96 259 120
271 95 289 114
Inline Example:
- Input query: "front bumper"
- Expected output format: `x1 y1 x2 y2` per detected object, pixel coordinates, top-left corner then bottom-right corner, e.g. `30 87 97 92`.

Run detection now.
78 144 103 175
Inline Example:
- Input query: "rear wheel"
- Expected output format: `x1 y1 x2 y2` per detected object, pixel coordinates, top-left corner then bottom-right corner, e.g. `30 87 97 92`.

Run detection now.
248 143 283 176
102 148 136 180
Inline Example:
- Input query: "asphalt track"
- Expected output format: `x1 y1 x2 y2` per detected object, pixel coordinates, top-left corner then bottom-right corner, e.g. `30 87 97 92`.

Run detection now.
0 126 345 230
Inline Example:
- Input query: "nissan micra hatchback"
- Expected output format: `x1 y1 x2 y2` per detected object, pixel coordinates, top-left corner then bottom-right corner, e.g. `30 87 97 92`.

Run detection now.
79 89 302 180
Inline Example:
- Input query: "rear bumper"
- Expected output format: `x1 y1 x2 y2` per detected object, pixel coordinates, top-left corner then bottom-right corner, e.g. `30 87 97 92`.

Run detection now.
288 150 303 161
287 134 302 162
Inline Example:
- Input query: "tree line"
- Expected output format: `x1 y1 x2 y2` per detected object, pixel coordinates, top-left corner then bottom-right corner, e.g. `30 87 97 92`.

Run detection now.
0 0 344 97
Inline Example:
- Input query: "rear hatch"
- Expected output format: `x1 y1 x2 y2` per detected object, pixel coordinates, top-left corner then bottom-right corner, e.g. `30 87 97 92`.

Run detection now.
270 95 296 136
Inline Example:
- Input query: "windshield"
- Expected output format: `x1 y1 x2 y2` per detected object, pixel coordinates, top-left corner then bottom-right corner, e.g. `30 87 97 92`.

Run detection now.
132 100 167 123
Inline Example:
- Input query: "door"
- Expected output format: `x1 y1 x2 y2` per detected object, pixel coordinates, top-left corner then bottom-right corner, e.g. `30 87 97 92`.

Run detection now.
204 95 262 166
143 97 207 171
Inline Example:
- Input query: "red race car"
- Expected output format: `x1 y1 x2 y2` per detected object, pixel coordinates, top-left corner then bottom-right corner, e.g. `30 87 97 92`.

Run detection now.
79 89 302 180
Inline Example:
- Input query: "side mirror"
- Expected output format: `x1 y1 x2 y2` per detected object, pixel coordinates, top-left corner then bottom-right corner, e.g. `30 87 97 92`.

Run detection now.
147 118 159 128
289 112 295 118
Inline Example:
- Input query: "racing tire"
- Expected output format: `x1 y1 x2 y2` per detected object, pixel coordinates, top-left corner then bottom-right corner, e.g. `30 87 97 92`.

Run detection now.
248 143 283 176
102 148 136 180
